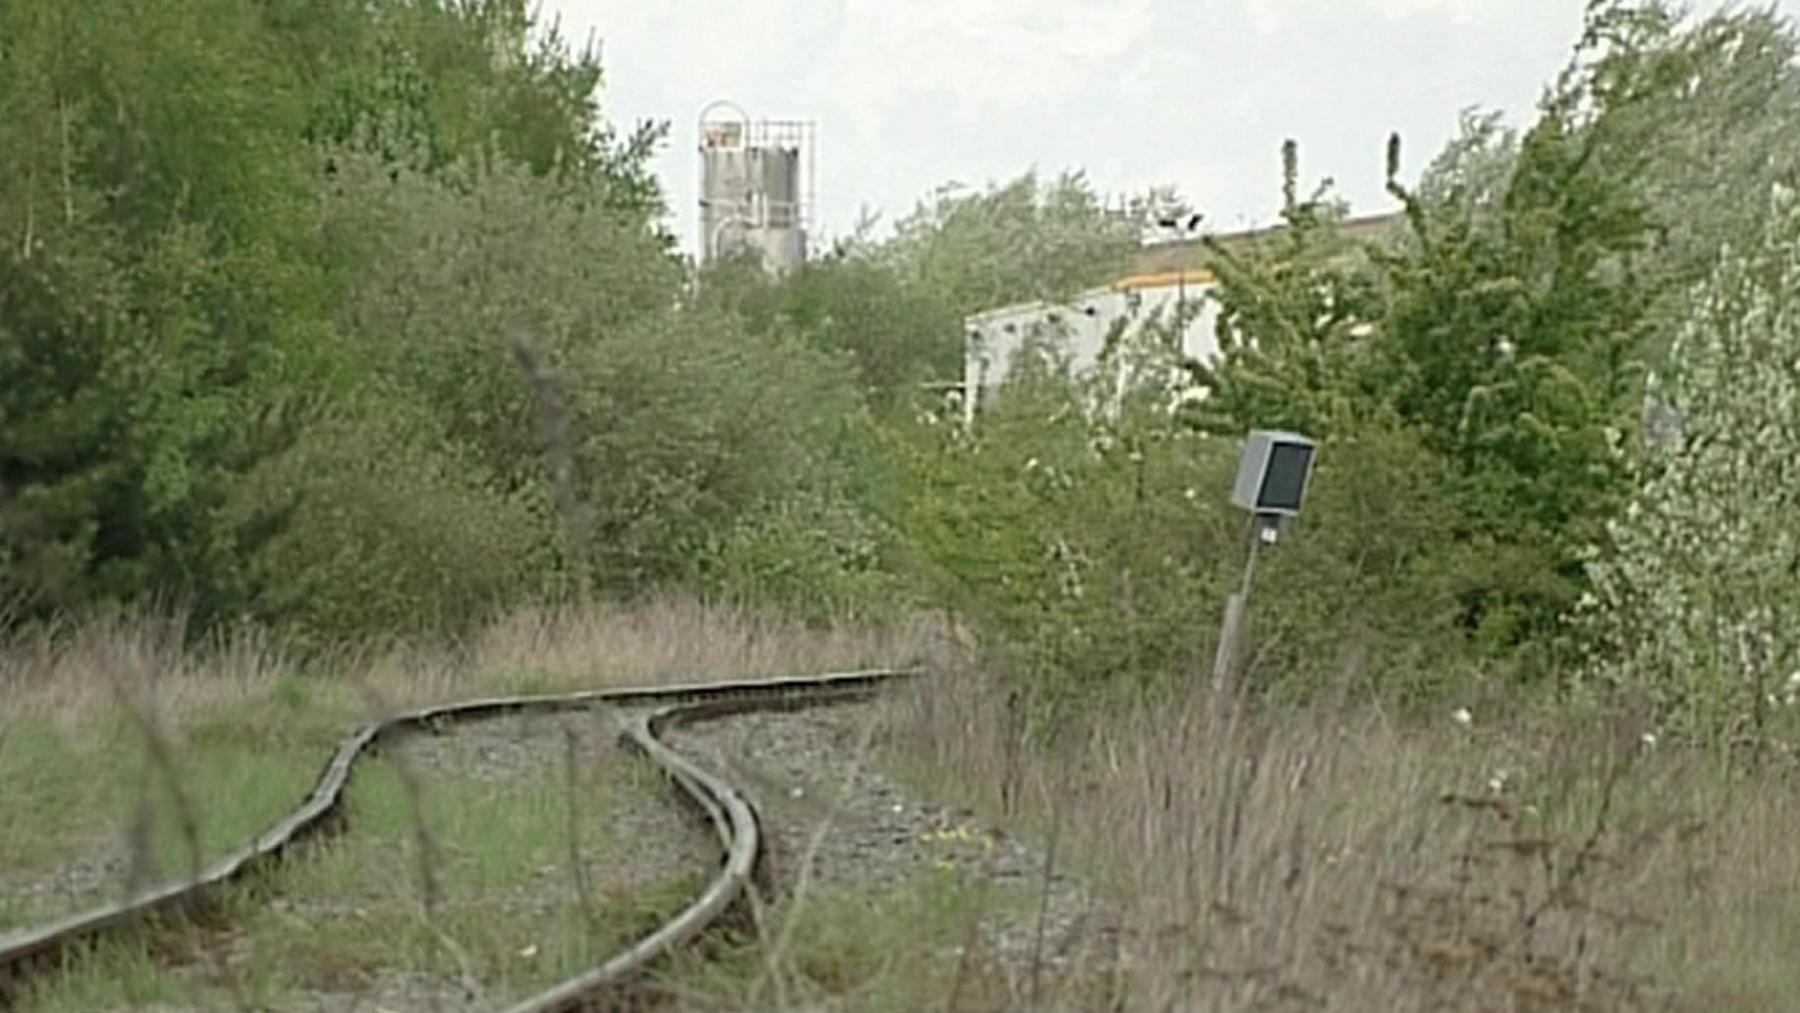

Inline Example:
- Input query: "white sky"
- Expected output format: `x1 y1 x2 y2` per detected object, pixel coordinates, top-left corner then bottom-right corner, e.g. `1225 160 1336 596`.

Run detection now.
542 1 1799 255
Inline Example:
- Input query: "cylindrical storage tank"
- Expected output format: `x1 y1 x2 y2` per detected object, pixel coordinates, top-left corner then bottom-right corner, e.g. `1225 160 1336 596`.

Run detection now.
698 109 751 263
752 227 806 276
709 219 750 262
697 103 811 272
759 146 801 228
700 147 755 260
701 147 754 204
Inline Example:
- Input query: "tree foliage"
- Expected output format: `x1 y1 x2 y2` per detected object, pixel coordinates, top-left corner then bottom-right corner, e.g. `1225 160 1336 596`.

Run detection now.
0 0 330 619
0 0 674 633
1600 2 1800 292
881 171 1137 317
6 0 1799 713
1183 140 1391 441
1182 1 1800 650
697 251 962 412
1582 185 1800 737
885 360 1467 709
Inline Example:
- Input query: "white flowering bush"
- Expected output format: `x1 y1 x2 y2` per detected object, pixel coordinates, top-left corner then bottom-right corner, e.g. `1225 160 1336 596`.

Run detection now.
1583 185 1800 737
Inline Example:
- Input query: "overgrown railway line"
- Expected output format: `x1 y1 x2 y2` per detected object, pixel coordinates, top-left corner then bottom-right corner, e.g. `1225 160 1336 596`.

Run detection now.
0 669 910 1011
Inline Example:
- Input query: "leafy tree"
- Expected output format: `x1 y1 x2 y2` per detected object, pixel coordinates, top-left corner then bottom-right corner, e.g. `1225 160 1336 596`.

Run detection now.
1183 140 1392 441
0 0 329 621
293 0 668 220
1597 2 1800 292
1414 110 1520 238
700 252 962 412
0 0 673 634
880 170 1138 317
886 373 1238 704
1367 1 1800 639
223 396 553 642
1581 184 1800 738
1189 0 1731 647
567 306 867 593
887 346 1468 707
322 153 677 489
320 146 876 611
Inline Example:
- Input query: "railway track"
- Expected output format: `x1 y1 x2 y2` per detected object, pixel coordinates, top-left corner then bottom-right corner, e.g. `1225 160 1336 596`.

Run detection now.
0 669 911 1010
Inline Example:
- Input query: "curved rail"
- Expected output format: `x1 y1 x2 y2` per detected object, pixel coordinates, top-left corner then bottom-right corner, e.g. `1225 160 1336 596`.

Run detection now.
0 669 909 1006
508 679 890 1012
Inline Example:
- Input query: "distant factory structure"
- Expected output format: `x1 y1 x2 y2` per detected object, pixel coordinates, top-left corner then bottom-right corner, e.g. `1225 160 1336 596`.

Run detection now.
960 212 1400 423
697 101 814 276
961 267 1222 424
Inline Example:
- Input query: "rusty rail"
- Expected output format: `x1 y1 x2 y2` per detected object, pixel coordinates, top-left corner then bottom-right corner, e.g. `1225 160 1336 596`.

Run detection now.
0 669 910 1008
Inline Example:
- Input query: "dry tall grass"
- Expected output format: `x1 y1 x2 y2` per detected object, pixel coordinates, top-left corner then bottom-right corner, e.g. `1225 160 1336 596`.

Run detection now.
0 596 941 953
470 596 941 689
18 603 1795 1010
0 596 943 730
888 667 1800 1011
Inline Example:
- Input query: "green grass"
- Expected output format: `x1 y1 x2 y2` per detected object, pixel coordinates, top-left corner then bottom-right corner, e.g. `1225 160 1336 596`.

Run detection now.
0 670 594 933
18 936 186 1012
659 862 1036 1012
15 739 705 1011
0 703 337 931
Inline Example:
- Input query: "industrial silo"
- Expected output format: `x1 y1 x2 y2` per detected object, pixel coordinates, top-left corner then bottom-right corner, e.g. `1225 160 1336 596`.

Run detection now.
698 101 813 276
759 145 800 228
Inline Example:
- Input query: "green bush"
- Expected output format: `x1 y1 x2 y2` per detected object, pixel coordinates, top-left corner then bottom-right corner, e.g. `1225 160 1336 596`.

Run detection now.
0 0 672 640
1249 420 1474 700
889 373 1240 704
224 401 554 642
890 339 1480 707
565 307 867 593
320 152 678 490
695 493 910 623
701 254 963 414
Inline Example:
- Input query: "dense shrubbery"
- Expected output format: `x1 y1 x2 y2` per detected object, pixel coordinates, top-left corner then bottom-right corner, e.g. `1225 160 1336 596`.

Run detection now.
1581 185 1800 739
0 0 650 633
3 0 1797 742
885 358 1470 710
879 0 1800 733
224 398 556 641
1163 1 1800 710
0 0 891 637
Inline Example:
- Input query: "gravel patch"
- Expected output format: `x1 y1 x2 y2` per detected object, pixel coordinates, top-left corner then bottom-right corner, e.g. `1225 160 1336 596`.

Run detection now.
665 700 1118 998
0 844 135 932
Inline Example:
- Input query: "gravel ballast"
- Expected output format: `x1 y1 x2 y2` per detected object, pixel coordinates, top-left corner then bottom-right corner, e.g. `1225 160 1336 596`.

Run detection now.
666 700 1118 1002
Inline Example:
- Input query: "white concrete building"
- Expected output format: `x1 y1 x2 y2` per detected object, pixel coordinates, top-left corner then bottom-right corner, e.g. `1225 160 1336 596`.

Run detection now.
961 267 1222 423
959 212 1401 423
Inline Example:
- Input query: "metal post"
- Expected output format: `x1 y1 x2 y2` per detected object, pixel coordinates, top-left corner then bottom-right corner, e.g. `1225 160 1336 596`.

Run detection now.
1211 514 1274 694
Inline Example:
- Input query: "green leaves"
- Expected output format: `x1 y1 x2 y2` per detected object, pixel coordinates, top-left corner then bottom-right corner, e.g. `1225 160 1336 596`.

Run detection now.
1184 1 1800 670
1583 184 1800 737
886 381 1237 698
1187 5 1709 648
882 171 1137 317
225 398 555 642
1183 150 1389 441
0 0 673 637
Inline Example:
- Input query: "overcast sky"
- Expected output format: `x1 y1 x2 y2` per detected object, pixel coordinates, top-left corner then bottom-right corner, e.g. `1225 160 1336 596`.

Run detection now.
543 1 1798 256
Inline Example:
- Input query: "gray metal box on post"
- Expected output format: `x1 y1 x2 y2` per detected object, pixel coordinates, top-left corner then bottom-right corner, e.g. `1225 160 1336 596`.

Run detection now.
1212 429 1318 694
1229 430 1317 518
